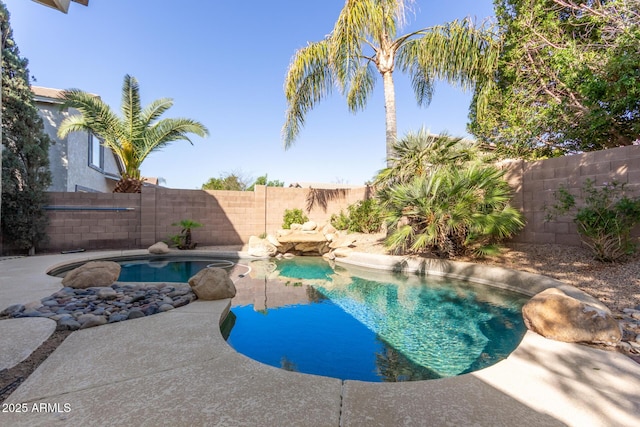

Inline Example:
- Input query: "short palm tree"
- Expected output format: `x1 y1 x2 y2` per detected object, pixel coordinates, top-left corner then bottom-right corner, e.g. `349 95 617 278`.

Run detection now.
283 0 499 161
374 128 477 193
384 164 525 257
171 219 203 250
58 74 209 193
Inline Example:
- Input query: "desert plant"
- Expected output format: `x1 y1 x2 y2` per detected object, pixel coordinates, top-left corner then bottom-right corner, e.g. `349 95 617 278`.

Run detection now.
170 219 203 249
384 164 525 258
347 199 383 233
330 210 351 231
548 179 640 262
331 199 383 233
282 209 309 229
374 130 483 207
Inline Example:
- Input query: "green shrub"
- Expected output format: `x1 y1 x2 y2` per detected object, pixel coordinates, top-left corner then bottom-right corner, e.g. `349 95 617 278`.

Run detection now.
282 208 309 229
330 199 384 233
330 210 350 231
548 179 640 262
347 199 383 233
383 164 525 258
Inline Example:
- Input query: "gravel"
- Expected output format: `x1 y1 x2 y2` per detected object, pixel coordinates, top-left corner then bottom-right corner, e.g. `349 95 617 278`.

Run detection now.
469 243 640 317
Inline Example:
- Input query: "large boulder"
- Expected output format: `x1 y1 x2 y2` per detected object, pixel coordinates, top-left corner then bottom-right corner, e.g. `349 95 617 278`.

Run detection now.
62 261 121 289
188 267 236 300
277 231 327 244
332 247 353 258
321 223 337 235
329 235 357 249
522 288 621 345
148 241 170 254
247 235 278 257
294 241 330 255
301 221 317 231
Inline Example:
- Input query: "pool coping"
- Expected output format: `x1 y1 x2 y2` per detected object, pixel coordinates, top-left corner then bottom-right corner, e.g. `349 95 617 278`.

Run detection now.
1 249 639 426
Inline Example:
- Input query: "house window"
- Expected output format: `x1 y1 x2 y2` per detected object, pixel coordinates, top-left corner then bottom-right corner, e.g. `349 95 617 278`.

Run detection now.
89 133 104 171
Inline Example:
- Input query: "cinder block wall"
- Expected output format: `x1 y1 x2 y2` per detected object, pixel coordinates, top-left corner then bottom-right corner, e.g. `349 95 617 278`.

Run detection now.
44 192 141 251
263 186 372 234
15 144 640 254
502 145 640 246
39 185 372 253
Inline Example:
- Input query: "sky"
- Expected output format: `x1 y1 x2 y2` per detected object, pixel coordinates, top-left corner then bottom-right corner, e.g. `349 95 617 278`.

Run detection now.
7 0 495 189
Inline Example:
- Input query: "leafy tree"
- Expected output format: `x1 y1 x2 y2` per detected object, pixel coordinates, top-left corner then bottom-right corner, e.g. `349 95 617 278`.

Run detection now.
1 3 51 255
247 174 284 191
58 75 209 193
330 198 383 233
202 172 250 191
283 0 500 161
469 0 640 158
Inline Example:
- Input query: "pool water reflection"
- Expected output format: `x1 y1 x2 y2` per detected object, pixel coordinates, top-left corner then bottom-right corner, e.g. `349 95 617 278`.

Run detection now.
225 258 529 382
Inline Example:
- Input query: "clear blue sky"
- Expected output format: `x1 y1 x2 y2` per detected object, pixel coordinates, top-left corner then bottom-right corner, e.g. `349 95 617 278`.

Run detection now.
7 0 494 189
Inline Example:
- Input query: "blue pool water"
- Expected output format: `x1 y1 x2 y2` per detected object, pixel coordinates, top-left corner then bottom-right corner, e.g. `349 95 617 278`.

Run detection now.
225 258 528 382
117 258 234 282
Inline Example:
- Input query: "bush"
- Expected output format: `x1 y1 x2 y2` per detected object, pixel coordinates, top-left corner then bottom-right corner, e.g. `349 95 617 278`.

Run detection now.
383 164 525 258
548 179 640 262
330 199 383 233
330 210 350 231
282 208 309 229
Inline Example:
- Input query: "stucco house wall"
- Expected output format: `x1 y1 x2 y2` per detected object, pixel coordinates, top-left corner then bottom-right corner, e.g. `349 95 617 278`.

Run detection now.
33 86 121 193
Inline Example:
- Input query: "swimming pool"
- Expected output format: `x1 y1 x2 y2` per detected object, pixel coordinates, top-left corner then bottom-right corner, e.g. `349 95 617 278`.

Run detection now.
51 256 236 283
117 258 235 282
225 257 529 382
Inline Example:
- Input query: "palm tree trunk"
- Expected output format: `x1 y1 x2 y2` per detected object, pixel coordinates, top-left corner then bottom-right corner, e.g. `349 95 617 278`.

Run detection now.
113 177 143 193
382 70 397 166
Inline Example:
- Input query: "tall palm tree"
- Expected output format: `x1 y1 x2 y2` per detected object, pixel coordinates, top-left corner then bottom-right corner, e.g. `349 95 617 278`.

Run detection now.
58 74 209 193
283 0 499 162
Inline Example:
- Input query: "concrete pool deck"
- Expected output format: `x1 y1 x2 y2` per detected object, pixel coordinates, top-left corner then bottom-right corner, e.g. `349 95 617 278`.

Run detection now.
1 250 639 426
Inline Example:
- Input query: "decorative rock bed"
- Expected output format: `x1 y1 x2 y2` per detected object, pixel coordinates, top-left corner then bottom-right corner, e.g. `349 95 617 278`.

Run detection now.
0 283 196 330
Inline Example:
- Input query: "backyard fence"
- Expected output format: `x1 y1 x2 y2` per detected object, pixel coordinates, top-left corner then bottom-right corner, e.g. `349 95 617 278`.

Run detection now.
2 144 639 254
501 144 640 246
32 185 371 253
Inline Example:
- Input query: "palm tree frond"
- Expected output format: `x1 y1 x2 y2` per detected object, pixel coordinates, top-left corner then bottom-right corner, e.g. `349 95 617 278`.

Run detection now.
140 118 209 161
58 89 119 137
397 19 499 91
282 39 334 148
57 75 209 190
408 66 434 107
141 98 174 126
56 114 92 137
346 63 377 112
331 0 375 84
121 75 143 141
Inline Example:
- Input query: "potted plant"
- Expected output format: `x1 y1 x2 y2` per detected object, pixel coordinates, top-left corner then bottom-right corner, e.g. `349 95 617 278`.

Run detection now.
170 219 203 250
